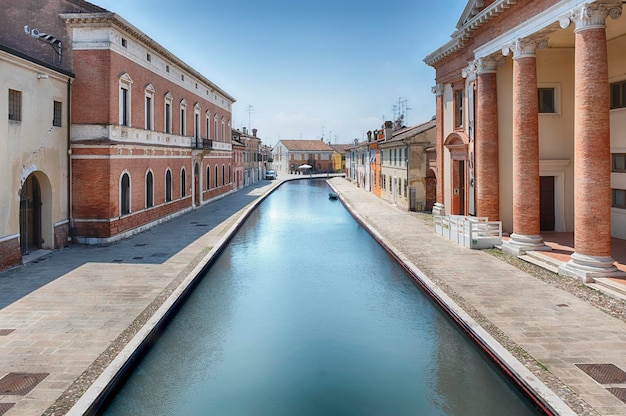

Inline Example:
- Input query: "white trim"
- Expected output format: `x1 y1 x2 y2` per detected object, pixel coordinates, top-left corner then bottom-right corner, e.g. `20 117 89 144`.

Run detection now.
0 233 20 243
474 0 585 59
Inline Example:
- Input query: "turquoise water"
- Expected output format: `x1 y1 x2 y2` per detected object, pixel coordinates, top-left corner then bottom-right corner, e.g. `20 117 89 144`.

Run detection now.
102 179 541 415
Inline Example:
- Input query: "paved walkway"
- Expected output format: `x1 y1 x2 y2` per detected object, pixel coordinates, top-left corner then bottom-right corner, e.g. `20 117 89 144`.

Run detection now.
1 175 625 415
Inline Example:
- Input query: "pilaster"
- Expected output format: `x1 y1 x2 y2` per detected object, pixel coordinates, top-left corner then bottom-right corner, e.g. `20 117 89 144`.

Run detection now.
432 83 445 216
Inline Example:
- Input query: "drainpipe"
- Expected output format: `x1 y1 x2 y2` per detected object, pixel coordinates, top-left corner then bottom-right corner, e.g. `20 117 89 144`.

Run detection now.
66 76 73 244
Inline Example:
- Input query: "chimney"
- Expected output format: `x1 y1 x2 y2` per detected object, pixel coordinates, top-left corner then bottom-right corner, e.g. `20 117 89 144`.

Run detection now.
252 128 257 137
384 121 393 141
243 127 247 135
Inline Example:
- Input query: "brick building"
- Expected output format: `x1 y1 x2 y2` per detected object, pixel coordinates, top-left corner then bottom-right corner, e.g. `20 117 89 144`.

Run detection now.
62 10 235 243
425 0 625 281
1 0 235 268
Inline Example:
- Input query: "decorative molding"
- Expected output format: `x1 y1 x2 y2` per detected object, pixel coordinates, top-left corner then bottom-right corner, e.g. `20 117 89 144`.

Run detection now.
502 37 548 59
559 2 622 32
424 0 518 66
431 84 444 97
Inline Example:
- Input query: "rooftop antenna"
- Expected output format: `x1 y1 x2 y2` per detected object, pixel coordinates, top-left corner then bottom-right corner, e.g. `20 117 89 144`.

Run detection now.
247 105 254 131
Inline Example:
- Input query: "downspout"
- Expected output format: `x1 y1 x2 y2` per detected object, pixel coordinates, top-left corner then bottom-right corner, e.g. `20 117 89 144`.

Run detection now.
66 76 74 244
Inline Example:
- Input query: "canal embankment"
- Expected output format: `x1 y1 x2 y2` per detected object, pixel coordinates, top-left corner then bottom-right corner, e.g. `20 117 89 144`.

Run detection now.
327 177 626 416
1 174 625 415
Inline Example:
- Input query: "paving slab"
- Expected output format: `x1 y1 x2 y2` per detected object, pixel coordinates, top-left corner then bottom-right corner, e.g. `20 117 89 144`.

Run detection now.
1 175 625 415
329 177 626 416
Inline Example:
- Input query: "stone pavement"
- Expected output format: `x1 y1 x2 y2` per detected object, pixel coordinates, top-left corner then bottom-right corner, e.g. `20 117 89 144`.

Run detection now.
1 175 625 415
328 177 626 416
0 179 281 416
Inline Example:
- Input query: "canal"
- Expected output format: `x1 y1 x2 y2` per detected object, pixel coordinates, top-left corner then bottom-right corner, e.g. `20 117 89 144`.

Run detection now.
102 179 541 415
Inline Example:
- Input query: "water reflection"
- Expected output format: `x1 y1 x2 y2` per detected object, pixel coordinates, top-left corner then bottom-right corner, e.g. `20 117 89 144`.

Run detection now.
103 179 540 416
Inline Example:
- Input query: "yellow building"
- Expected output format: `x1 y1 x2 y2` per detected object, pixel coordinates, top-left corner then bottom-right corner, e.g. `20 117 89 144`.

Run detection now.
1 44 74 269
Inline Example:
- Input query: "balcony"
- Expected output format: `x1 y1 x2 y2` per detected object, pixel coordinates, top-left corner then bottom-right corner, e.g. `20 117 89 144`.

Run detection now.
191 138 232 152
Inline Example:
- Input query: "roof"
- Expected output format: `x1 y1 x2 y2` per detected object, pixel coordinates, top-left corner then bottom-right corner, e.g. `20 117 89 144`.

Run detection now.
60 11 236 103
424 0 518 66
379 119 437 145
277 140 334 152
330 144 352 154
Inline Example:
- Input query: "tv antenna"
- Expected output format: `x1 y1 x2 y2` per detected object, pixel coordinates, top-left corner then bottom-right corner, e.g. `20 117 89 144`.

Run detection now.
247 105 254 130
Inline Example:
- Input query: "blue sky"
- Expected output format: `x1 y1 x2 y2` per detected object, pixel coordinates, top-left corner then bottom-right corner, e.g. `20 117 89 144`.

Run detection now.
92 0 467 145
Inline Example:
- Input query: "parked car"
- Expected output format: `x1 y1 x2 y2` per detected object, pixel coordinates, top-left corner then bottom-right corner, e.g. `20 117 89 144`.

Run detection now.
265 170 277 180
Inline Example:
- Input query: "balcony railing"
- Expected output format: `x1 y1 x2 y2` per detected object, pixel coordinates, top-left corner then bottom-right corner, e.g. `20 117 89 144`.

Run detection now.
191 138 232 151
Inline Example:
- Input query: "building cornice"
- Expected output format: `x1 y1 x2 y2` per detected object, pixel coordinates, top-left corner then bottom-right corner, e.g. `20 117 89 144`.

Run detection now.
424 0 518 66
60 12 236 103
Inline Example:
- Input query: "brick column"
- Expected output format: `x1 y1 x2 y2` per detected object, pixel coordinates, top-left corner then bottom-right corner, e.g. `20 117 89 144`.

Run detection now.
432 84 445 215
558 3 624 282
502 39 551 256
475 58 499 221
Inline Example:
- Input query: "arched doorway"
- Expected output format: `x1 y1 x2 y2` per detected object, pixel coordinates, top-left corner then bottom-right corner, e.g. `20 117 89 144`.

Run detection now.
19 175 42 255
444 133 469 216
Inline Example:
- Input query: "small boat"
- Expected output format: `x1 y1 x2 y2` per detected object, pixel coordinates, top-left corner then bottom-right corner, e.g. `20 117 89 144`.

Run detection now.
328 192 338 200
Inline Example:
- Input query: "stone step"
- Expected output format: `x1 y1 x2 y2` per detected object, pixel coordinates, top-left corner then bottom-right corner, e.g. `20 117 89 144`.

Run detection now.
590 278 626 300
518 252 560 274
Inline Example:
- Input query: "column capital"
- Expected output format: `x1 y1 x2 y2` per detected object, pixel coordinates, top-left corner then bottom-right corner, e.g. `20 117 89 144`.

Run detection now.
431 84 444 97
559 3 622 32
462 57 503 79
476 57 503 74
502 38 548 59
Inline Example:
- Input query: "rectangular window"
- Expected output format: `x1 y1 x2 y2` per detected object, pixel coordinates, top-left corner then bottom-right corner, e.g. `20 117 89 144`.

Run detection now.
538 88 556 113
121 38 127 48
165 102 171 133
146 53 151 62
119 87 129 126
145 96 152 130
8 89 22 121
53 100 62 127
194 113 199 139
613 189 626 209
454 89 463 128
610 80 626 109
613 154 626 172
180 108 186 135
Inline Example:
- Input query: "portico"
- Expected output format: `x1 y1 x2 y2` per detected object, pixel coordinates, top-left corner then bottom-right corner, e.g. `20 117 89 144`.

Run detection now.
425 0 626 282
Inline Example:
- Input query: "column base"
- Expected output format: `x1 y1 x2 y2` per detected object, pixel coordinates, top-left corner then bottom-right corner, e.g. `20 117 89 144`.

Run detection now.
432 203 445 216
558 252 626 283
501 233 552 256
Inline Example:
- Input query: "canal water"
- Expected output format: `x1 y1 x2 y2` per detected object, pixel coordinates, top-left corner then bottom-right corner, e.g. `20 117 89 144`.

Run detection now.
102 179 541 415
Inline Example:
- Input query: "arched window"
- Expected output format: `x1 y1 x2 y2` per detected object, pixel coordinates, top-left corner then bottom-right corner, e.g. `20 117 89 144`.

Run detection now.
146 170 154 208
206 165 211 190
165 169 172 202
215 165 218 187
228 164 232 183
222 164 225 186
181 167 186 197
120 172 131 215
